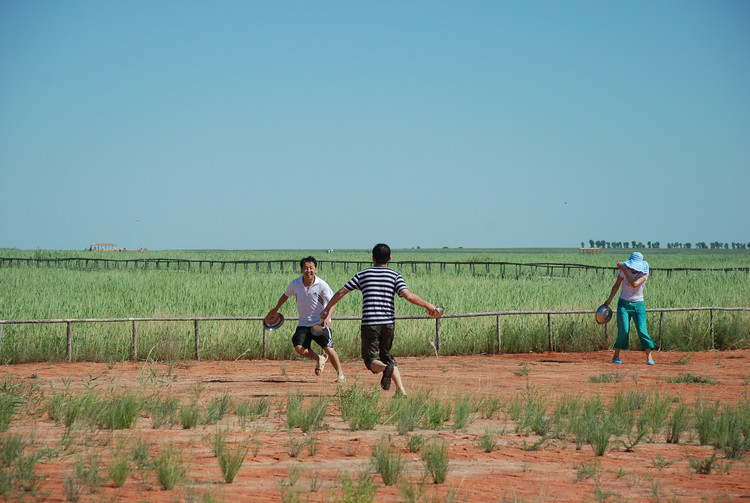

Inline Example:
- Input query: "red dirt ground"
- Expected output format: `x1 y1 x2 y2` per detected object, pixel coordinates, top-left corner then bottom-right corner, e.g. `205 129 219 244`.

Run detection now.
3 350 750 502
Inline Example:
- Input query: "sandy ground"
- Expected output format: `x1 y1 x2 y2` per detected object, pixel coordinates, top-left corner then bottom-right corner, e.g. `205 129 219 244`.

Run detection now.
3 350 750 502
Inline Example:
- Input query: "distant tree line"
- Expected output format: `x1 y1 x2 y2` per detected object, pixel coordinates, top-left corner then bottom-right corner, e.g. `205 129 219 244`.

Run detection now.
582 240 750 250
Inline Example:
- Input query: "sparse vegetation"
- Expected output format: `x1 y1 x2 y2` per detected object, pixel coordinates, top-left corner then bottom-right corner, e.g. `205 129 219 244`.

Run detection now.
0 246 749 503
286 393 329 433
153 443 186 490
371 435 404 486
477 426 498 453
422 437 450 484
666 373 717 384
337 380 383 430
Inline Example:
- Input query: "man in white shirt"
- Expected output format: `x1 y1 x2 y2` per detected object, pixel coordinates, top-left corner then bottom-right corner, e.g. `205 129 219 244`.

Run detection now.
267 256 345 382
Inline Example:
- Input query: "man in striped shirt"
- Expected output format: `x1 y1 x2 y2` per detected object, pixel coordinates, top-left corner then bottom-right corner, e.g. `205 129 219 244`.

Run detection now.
320 243 439 396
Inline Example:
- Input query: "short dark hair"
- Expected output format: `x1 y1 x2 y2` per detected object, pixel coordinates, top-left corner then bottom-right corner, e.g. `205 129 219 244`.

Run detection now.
300 256 317 269
372 243 390 265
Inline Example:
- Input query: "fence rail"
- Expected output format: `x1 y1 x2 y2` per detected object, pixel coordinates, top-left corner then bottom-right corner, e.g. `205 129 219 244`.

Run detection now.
2 256 748 278
1 307 747 363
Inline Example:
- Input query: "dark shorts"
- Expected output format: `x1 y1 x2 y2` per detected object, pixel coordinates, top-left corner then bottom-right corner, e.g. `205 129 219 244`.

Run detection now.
292 325 333 351
361 324 397 372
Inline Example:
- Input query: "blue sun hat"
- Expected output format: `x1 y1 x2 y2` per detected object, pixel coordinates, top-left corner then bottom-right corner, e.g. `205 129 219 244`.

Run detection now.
623 252 649 273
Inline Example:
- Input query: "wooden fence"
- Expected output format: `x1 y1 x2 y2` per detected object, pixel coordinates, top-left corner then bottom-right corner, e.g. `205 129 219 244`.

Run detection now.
1 256 748 278
1 307 747 363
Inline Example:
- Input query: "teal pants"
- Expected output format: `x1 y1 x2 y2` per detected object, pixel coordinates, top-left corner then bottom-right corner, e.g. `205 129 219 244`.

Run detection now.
614 299 655 350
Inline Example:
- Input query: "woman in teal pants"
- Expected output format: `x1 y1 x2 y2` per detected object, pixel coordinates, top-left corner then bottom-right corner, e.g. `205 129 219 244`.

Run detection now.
604 252 655 365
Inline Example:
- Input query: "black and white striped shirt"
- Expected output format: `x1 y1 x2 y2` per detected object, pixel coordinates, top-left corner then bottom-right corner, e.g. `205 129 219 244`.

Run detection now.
344 266 407 326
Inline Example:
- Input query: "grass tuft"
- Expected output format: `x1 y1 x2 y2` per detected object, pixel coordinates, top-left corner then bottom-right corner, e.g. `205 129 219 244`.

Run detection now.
371 435 404 486
422 437 449 484
153 444 186 490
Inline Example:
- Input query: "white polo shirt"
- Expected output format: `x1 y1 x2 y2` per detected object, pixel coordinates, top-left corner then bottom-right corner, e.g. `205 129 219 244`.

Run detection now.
285 276 334 327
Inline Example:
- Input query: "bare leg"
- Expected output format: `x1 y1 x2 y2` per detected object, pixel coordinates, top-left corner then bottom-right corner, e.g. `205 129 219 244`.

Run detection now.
295 345 326 366
646 349 654 363
390 366 407 396
323 346 345 381
295 345 319 361
368 359 406 396
613 348 621 362
369 359 387 372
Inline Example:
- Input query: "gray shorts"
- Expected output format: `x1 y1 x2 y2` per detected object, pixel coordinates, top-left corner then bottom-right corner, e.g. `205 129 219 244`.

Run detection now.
361 324 397 371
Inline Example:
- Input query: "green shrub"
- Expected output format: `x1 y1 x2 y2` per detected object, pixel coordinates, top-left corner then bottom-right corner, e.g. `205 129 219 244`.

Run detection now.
425 396 452 430
286 394 329 433
479 396 503 419
96 392 141 430
180 401 201 429
589 414 615 456
218 442 248 483
388 391 429 435
516 390 550 437
422 437 449 484
0 390 24 433
0 435 24 467
666 374 717 384
666 404 691 444
64 454 101 500
337 380 382 430
107 455 132 488
371 436 404 486
477 426 498 453
694 398 719 445
588 371 622 383
62 392 99 429
407 434 425 453
337 470 378 503
153 444 186 490
204 393 232 424
713 403 750 458
148 395 180 429
688 452 718 475
642 392 672 440
452 395 473 431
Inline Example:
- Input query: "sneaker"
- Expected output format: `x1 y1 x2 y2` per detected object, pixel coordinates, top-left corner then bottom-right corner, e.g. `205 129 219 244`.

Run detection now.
647 360 655 365
380 365 394 390
611 359 622 364
337 374 347 384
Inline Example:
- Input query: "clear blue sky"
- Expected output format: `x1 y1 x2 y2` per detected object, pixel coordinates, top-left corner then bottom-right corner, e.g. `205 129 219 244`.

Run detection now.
1 1 748 251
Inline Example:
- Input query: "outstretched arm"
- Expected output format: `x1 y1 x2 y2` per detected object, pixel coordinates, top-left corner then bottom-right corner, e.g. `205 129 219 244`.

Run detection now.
399 289 439 317
320 288 349 324
268 294 289 316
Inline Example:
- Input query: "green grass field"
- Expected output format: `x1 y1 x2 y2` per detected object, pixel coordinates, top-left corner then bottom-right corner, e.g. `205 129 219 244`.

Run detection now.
1 248 749 362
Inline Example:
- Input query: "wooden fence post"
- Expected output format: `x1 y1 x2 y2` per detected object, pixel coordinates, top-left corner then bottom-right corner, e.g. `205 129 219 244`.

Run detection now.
132 320 138 361
496 315 502 354
66 322 73 362
194 320 200 360
263 327 268 359
435 318 441 356
547 313 553 351
710 309 714 349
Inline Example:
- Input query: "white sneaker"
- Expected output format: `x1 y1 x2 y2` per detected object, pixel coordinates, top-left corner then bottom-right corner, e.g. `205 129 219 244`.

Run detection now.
337 374 346 384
